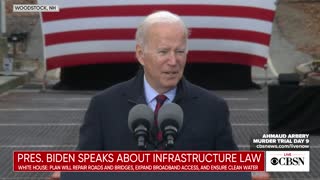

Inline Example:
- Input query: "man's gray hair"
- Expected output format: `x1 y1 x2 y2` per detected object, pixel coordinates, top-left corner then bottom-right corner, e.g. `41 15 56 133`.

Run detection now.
135 11 189 47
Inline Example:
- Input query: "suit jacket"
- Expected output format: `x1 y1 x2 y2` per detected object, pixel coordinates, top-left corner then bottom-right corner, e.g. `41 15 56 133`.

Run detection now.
65 71 252 180
78 70 237 151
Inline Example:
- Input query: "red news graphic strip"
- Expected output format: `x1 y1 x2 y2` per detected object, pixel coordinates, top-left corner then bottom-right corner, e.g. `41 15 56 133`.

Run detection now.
14 151 265 172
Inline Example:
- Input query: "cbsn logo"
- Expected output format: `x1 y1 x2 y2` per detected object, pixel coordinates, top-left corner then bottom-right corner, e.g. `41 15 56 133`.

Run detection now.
266 151 309 172
270 156 305 166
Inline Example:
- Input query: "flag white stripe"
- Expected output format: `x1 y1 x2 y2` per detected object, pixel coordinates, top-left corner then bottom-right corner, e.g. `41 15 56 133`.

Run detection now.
190 39 269 56
46 40 135 58
46 40 269 59
38 0 276 11
43 16 273 35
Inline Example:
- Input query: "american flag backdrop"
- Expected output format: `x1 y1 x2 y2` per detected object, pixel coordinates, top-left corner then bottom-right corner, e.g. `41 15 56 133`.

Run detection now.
38 0 277 70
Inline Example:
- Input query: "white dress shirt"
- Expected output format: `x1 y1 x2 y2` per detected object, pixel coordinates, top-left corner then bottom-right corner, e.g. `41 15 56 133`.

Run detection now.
143 75 176 111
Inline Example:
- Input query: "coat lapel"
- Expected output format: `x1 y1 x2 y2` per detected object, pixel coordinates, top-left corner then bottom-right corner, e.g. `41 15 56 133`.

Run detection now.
125 69 147 105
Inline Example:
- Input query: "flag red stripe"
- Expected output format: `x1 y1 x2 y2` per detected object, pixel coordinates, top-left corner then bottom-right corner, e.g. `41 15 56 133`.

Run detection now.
188 51 267 67
45 29 136 46
45 28 270 46
47 52 136 70
191 29 270 45
42 5 274 22
46 51 266 70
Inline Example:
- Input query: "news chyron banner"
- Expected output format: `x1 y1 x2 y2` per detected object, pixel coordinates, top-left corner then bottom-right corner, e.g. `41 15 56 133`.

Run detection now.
13 151 264 172
251 133 310 172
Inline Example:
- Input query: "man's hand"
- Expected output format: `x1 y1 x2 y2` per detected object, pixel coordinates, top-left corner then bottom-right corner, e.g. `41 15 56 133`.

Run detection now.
252 172 270 180
48 171 61 180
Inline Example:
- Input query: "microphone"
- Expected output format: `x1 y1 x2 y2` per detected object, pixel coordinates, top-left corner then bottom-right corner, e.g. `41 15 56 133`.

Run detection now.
128 104 154 150
158 103 183 149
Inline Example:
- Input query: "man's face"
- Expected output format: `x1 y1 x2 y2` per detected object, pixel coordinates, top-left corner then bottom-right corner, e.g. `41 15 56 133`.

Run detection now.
136 23 187 94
